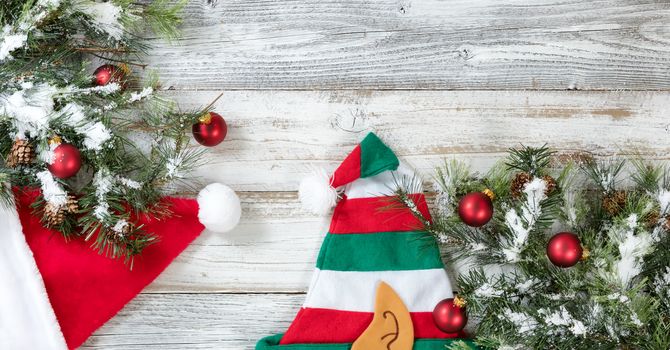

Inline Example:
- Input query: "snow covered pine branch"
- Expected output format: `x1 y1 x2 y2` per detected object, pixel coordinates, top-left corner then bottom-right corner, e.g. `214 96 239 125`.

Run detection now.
395 146 670 349
0 0 239 262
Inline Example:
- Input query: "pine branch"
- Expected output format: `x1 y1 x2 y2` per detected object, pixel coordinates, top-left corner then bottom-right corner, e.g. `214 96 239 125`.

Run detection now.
0 0 207 265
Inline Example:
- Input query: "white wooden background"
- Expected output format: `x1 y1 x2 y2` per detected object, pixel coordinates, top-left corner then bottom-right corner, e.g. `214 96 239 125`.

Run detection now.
82 0 670 348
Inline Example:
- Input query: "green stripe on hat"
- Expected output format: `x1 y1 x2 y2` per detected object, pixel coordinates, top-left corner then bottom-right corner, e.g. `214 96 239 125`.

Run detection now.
256 334 478 350
316 231 443 272
359 132 399 178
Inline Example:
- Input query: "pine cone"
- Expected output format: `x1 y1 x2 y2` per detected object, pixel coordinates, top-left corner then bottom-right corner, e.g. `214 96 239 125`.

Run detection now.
645 210 661 228
6 139 34 167
43 196 78 228
109 221 134 242
664 215 670 232
602 190 627 216
511 172 532 198
542 175 557 195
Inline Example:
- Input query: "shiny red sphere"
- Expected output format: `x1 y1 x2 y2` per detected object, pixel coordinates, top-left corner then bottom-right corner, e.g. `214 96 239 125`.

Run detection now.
48 143 81 179
547 232 583 268
433 298 467 333
93 64 124 86
192 112 227 147
458 192 493 227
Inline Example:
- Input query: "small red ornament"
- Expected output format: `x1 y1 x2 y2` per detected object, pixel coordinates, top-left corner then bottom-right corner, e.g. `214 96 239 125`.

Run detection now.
93 64 126 87
458 189 494 227
433 297 467 333
48 142 81 179
547 232 583 268
192 112 227 147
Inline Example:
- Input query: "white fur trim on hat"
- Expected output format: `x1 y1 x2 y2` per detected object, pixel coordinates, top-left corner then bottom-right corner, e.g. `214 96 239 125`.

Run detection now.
0 200 68 349
299 168 338 215
197 183 241 233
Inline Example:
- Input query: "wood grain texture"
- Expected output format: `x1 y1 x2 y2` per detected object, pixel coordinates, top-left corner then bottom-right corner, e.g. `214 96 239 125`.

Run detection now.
147 0 670 90
83 1 670 348
166 90 670 191
148 191 327 293
82 293 301 349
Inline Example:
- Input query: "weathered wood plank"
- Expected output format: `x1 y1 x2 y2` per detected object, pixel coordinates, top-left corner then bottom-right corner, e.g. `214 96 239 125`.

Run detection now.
147 191 332 293
149 195 325 293
164 90 670 191
147 0 670 90
82 293 301 349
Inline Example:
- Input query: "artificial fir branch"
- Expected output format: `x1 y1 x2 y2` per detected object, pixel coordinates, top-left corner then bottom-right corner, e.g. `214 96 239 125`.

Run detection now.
393 147 670 349
0 1 208 264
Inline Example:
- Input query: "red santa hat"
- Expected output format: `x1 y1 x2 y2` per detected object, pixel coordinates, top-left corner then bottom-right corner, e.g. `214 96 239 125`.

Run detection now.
0 183 240 349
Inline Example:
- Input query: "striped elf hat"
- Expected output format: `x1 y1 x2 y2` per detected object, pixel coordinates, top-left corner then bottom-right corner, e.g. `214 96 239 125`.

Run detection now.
257 133 474 349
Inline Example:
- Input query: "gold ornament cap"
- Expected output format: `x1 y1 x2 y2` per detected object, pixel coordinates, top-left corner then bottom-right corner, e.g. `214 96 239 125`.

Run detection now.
48 135 62 145
482 188 495 201
199 112 213 124
453 295 467 308
119 63 132 75
581 247 590 261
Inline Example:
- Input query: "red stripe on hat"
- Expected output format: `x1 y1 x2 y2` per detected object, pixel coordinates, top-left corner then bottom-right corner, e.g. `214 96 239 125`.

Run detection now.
328 194 431 234
330 145 362 188
279 308 458 344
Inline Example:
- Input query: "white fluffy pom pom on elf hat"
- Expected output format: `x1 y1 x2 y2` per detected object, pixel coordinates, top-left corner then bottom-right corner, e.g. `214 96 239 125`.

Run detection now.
197 183 242 233
298 132 400 215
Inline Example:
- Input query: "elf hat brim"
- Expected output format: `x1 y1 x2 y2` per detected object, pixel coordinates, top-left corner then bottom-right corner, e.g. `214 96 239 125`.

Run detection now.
256 334 478 350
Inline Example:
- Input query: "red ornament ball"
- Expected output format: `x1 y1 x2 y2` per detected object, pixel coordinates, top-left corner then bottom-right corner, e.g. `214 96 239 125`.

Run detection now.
48 143 81 179
433 298 467 333
547 232 583 268
192 112 227 147
458 191 494 227
93 64 126 87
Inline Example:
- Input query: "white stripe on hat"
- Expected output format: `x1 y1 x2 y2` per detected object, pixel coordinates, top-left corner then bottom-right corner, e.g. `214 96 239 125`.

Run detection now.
303 268 453 313
0 200 67 350
344 163 422 199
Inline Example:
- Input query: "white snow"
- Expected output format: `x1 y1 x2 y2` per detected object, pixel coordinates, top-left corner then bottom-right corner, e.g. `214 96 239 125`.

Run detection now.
613 214 653 286
57 103 112 151
80 122 112 151
118 177 141 189
112 219 129 234
541 306 587 336
515 278 539 294
36 171 67 207
657 189 670 215
499 309 537 333
166 155 183 179
92 170 114 220
0 26 27 61
1 0 62 61
88 83 121 95
128 87 153 102
654 267 670 296
77 2 123 40
0 83 59 139
474 283 503 297
502 178 547 262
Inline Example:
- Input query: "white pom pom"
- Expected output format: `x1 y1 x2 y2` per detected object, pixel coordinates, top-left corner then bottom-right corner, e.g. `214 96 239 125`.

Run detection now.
197 183 241 233
299 168 338 215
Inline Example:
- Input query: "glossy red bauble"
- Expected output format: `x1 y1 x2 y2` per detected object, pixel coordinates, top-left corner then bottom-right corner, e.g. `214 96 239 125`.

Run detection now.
433 298 467 333
93 64 126 87
547 232 583 268
48 143 81 179
192 112 227 147
458 192 494 227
